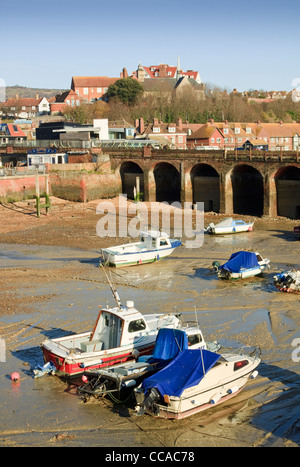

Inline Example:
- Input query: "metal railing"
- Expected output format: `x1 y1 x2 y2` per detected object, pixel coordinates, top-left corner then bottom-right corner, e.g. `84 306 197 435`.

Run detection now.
0 165 46 177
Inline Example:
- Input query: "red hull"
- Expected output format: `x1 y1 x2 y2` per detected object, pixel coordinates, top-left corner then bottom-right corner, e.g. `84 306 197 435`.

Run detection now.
275 285 300 295
42 344 154 378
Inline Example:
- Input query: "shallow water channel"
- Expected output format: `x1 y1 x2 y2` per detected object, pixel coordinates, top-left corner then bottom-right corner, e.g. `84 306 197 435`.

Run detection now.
0 228 300 447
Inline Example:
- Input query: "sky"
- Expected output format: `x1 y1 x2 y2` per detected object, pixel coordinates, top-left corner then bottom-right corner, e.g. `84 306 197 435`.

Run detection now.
1 0 300 92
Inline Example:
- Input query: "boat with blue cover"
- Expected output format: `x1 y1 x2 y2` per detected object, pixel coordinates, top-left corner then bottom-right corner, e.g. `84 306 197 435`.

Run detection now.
212 251 270 279
134 346 260 419
77 327 220 399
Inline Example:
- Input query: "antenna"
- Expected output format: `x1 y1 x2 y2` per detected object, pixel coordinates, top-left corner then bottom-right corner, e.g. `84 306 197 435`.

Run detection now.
100 263 122 310
194 306 206 376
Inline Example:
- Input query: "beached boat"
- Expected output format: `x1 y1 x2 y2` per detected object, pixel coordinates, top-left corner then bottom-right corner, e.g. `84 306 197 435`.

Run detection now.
294 226 300 240
41 298 184 378
77 327 220 400
212 251 270 279
205 217 254 235
273 269 300 294
100 230 181 267
134 346 260 419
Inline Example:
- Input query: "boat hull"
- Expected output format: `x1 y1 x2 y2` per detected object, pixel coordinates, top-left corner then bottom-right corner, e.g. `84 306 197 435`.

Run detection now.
210 225 253 235
274 284 300 295
101 245 180 268
148 387 244 420
218 266 266 280
42 341 155 378
134 350 260 420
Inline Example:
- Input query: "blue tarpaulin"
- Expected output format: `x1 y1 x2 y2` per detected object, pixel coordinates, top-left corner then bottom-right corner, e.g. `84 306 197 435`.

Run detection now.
219 251 259 273
147 328 188 363
141 349 221 397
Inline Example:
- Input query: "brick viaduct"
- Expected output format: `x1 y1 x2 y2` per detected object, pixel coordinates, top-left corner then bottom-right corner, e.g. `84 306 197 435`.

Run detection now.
1 145 300 219
106 147 300 219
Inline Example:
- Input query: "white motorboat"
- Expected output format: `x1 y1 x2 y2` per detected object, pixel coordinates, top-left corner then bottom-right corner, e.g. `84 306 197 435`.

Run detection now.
134 346 260 419
41 299 184 378
40 270 184 378
212 251 270 279
100 230 181 267
273 268 300 294
205 217 254 235
77 327 220 400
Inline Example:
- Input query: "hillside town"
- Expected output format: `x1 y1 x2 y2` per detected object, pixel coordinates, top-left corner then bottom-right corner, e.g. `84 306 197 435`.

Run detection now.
1 60 300 153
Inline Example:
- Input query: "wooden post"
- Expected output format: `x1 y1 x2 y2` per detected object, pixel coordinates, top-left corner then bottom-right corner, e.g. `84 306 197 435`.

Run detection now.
35 173 40 218
45 174 50 216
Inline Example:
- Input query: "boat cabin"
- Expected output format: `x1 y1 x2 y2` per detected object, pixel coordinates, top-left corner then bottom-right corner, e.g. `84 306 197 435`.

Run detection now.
80 301 161 353
139 230 171 250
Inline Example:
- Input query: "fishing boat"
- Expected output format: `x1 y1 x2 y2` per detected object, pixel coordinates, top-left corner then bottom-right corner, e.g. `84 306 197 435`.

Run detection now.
77 326 220 400
205 217 254 235
273 269 300 294
134 346 260 419
212 251 270 279
100 230 181 267
41 268 183 378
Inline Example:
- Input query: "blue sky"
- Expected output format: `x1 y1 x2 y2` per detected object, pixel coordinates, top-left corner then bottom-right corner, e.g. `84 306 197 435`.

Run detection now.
1 0 300 92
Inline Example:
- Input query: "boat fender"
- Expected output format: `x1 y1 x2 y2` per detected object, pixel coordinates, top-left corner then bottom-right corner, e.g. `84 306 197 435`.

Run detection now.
123 379 136 388
132 349 139 360
227 386 239 395
250 370 258 379
210 392 222 404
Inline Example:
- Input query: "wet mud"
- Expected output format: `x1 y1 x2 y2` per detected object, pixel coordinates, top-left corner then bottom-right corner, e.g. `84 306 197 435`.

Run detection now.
0 199 300 447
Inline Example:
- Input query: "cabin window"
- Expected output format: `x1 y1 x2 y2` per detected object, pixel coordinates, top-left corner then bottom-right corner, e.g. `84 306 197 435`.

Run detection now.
128 319 146 333
160 239 168 246
188 333 203 347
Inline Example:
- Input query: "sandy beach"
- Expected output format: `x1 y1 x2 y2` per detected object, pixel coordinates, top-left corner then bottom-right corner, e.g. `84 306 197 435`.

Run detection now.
0 197 299 447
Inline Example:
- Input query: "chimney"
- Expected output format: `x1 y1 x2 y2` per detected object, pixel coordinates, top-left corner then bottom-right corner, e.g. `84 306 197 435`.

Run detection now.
159 64 167 78
15 93 19 99
177 118 183 130
121 67 128 79
139 117 144 134
35 92 39 99
153 118 159 126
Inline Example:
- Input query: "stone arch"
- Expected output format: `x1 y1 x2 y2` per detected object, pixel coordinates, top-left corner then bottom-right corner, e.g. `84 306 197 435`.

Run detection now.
190 163 220 212
231 164 264 216
119 161 144 200
275 165 300 219
153 162 180 203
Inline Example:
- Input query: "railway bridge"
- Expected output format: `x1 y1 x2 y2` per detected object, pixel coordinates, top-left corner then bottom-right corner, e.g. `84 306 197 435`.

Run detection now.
107 147 300 219
1 144 299 219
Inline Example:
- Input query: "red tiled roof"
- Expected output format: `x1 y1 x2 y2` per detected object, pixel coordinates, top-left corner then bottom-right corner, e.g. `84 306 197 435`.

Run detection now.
71 76 118 88
3 97 41 107
6 124 26 137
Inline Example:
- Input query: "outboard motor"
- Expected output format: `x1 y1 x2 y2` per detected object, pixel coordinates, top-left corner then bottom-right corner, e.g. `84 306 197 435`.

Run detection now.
135 388 160 416
212 261 220 272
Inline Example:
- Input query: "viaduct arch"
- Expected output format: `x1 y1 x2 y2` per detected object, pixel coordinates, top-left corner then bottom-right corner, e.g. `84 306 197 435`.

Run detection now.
115 153 300 220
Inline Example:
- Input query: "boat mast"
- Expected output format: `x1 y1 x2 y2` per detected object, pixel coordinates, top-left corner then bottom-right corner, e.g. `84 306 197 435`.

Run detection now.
100 263 122 310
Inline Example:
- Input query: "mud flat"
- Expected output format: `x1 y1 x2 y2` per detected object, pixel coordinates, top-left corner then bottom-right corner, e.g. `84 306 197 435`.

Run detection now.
0 197 299 447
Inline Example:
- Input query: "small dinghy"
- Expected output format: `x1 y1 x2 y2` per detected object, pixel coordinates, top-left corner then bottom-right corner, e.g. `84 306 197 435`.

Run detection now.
77 327 219 400
101 230 181 267
212 251 270 279
134 346 260 419
205 217 254 235
273 269 300 294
